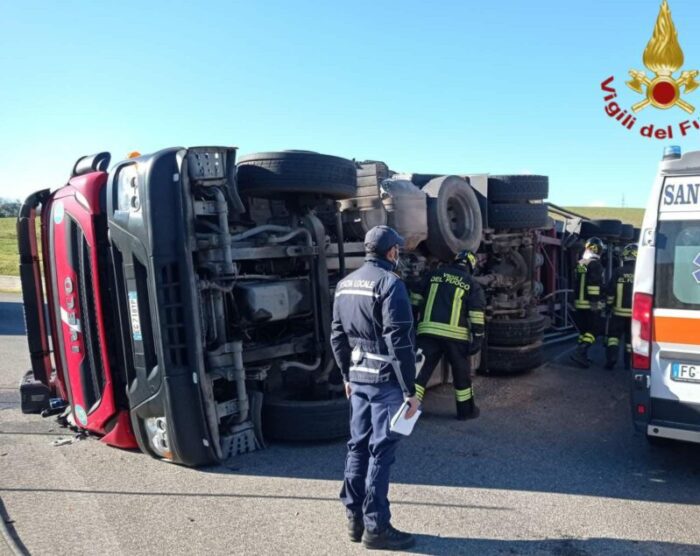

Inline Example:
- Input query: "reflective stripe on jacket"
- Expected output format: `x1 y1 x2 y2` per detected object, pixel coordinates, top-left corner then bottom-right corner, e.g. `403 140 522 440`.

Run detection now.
575 258 604 310
413 264 486 343
606 261 634 317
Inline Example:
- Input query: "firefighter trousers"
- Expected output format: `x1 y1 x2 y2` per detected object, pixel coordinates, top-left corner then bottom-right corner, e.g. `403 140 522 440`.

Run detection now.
573 309 600 346
606 315 631 369
415 335 475 418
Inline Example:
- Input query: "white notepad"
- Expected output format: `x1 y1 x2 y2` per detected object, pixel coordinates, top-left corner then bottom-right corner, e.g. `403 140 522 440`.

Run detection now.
389 401 422 436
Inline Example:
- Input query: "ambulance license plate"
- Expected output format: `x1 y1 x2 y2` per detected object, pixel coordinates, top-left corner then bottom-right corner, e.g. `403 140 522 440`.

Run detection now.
671 363 700 383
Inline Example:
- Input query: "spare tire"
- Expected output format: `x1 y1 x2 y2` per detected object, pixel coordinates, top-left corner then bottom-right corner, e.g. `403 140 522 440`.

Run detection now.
487 175 549 202
487 314 547 347
485 342 544 374
423 175 483 260
237 151 357 199
262 392 349 442
488 203 548 230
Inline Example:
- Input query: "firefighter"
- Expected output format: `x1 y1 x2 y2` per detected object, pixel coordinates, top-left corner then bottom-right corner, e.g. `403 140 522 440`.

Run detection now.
605 243 637 370
330 225 418 551
412 250 486 420
570 237 606 368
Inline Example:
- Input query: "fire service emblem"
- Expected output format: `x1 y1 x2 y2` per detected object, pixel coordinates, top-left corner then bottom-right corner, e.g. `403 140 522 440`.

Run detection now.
601 0 700 139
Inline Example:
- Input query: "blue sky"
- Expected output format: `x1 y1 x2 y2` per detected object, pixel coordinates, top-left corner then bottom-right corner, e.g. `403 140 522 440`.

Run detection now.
2 0 700 207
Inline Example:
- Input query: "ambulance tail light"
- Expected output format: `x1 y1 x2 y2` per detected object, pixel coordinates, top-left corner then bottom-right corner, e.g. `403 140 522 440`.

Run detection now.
631 292 653 370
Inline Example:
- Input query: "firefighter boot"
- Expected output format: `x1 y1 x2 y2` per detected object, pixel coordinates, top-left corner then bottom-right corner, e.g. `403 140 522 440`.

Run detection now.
570 343 591 368
456 398 479 420
605 339 619 370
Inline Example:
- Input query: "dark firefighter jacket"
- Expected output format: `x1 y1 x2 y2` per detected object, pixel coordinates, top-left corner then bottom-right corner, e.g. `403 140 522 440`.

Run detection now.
411 264 486 343
574 257 604 310
606 261 635 317
330 255 416 397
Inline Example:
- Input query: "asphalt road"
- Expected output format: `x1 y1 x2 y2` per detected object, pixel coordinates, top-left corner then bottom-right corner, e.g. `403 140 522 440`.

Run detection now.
1 291 699 555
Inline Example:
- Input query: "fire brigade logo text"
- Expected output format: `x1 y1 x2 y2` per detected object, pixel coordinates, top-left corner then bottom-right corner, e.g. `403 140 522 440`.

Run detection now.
601 0 700 139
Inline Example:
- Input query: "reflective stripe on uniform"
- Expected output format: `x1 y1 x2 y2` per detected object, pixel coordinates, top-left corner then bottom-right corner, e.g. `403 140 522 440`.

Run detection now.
606 337 619 347
335 289 377 298
450 288 465 328
581 332 596 344
574 301 591 309
415 384 425 401
586 286 600 295
410 292 424 306
455 388 472 401
349 365 381 374
613 308 632 317
423 283 439 323
468 310 485 324
417 321 470 341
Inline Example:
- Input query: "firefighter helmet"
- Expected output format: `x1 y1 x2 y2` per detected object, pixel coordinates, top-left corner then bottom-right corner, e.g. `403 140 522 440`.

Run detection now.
584 237 605 255
622 243 638 262
455 249 478 272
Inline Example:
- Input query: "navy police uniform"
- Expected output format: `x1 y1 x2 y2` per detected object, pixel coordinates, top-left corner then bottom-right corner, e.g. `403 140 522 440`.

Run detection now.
331 226 416 538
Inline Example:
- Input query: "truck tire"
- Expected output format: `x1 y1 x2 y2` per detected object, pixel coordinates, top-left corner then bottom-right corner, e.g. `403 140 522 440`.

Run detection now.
620 223 634 241
591 219 622 238
487 314 547 347
423 175 483 259
237 151 357 199
485 342 544 374
579 220 600 238
633 227 641 241
488 203 548 230
262 392 350 441
487 175 549 202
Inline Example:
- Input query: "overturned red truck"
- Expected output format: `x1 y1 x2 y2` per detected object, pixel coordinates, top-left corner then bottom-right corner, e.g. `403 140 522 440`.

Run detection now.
18 146 589 466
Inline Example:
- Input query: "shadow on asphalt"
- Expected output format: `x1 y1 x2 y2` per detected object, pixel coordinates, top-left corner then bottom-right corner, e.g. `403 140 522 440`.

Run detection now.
3 299 700 509
200 343 700 507
0 302 25 336
406 536 700 555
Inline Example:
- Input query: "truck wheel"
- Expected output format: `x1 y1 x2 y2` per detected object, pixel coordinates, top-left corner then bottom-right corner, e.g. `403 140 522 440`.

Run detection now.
237 151 357 199
484 342 544 374
262 392 350 442
487 175 549 202
579 220 600 238
620 224 634 241
487 314 547 347
423 175 483 259
591 219 622 238
487 203 548 230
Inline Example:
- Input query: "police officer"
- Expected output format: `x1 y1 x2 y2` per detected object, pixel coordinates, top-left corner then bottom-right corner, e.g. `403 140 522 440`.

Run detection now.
605 243 637 370
570 237 606 368
330 225 418 551
412 250 486 419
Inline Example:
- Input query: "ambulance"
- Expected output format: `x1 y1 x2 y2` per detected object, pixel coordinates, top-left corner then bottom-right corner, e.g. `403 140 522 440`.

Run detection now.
631 145 700 444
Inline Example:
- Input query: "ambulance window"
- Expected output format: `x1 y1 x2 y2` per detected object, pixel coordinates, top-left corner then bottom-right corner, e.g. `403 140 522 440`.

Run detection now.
655 220 700 309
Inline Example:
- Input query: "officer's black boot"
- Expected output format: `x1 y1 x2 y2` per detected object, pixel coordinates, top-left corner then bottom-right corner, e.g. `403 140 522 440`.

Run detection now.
456 398 479 420
570 343 591 368
362 524 415 550
624 349 631 370
605 346 618 370
347 515 364 542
